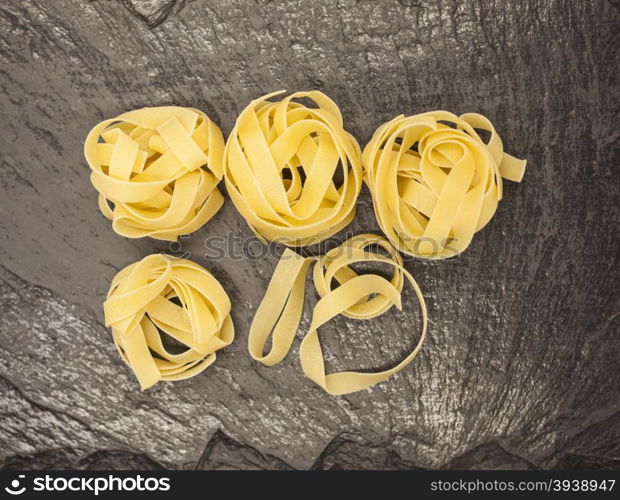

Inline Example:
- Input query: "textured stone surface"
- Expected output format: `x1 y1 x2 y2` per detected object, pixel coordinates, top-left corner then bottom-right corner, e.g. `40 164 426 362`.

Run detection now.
0 0 618 470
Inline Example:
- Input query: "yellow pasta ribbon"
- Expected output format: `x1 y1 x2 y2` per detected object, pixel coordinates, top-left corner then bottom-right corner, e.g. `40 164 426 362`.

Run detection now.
224 90 363 246
248 234 427 395
104 254 234 390
362 111 527 259
84 107 225 240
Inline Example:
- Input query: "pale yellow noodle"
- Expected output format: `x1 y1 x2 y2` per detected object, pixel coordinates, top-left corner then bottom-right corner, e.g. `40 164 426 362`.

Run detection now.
84 106 225 240
104 254 234 390
224 90 363 246
248 234 427 395
362 111 526 259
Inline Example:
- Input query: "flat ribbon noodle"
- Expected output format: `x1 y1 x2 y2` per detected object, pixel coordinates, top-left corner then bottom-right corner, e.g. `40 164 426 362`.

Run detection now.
362 111 527 259
224 90 363 246
248 234 427 395
104 254 234 390
84 106 225 240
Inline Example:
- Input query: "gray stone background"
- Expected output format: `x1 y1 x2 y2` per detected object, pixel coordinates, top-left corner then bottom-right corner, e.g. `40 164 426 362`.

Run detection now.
0 0 618 470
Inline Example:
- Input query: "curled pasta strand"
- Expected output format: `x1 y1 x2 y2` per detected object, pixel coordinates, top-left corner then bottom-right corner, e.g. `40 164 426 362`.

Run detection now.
224 90 363 246
248 234 427 395
104 254 234 390
84 107 225 240
362 111 527 259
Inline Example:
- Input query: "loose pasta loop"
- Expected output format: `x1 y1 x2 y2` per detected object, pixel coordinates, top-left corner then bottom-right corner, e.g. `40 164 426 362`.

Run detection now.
84 107 225 241
224 90 363 246
103 254 234 390
248 234 427 395
362 111 527 259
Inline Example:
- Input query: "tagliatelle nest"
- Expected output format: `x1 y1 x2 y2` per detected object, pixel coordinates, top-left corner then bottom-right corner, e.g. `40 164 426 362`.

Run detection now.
84 106 225 241
103 254 234 390
224 90 363 246
362 111 526 259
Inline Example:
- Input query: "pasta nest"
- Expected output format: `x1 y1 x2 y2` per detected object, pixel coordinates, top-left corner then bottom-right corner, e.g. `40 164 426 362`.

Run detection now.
103 254 234 390
362 111 526 259
224 90 363 246
84 107 225 240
